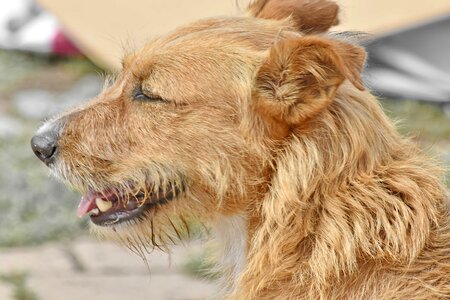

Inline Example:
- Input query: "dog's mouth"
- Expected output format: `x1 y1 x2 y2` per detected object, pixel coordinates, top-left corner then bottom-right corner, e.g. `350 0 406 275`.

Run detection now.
77 185 180 226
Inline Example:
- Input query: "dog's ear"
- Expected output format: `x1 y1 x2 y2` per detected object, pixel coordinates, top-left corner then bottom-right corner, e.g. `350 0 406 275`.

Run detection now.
252 36 366 129
248 0 339 33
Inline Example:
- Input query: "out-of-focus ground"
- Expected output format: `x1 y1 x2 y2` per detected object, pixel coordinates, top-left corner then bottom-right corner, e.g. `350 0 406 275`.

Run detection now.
0 49 449 300
0 238 215 300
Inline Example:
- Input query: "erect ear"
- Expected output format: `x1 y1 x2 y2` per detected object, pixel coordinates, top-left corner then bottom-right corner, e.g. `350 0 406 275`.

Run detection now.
248 0 339 33
252 36 366 129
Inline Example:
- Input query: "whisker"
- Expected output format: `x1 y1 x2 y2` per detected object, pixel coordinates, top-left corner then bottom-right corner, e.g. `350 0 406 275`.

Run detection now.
150 219 165 251
168 217 183 242
180 215 191 240
125 237 143 257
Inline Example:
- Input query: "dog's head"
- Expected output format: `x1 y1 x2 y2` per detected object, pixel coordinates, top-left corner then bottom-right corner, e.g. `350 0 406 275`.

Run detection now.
31 0 365 247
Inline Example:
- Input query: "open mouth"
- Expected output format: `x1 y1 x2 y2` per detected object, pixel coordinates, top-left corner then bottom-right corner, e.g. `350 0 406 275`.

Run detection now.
77 185 180 226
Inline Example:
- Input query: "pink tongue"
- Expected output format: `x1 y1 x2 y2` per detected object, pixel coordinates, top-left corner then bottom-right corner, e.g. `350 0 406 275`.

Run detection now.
77 193 97 218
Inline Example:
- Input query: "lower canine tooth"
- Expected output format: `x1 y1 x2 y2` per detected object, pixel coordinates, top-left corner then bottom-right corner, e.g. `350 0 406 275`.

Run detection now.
91 208 100 215
96 197 113 212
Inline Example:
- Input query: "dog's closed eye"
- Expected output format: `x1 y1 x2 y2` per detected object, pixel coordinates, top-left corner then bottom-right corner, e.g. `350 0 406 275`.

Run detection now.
133 86 166 103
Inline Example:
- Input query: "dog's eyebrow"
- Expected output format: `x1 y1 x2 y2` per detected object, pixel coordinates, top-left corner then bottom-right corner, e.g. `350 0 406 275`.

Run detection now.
121 53 137 71
122 53 156 80
130 66 154 82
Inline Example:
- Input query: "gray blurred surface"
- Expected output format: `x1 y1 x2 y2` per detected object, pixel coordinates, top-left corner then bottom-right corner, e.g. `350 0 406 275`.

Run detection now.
365 15 450 103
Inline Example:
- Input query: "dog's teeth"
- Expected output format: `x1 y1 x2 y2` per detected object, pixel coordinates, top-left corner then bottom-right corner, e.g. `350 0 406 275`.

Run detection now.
90 208 100 215
96 197 112 212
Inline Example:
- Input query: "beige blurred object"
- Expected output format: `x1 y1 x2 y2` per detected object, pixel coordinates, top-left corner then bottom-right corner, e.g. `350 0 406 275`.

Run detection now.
37 0 252 69
37 0 450 69
335 0 450 32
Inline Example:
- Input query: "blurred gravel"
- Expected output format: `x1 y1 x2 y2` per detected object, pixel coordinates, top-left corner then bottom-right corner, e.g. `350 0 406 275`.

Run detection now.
0 50 101 247
0 139 83 246
0 113 23 139
12 75 102 119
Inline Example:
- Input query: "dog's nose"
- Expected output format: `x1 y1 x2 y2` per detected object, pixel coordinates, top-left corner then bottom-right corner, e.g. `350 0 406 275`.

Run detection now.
31 129 58 166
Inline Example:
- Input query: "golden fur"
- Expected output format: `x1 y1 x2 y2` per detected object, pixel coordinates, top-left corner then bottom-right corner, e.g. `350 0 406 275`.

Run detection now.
36 0 449 298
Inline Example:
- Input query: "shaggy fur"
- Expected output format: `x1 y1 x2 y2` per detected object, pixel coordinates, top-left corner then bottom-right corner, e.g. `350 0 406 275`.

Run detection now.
33 0 449 299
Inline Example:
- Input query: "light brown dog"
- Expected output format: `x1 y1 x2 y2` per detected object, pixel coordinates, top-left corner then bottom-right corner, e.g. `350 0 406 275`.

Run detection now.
31 0 449 298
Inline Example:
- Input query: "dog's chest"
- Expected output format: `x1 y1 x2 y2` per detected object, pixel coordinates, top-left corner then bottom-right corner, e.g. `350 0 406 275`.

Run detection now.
213 214 247 290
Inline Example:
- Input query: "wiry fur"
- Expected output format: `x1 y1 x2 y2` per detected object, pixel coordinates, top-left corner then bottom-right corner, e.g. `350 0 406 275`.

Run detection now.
236 84 449 299
34 1 449 299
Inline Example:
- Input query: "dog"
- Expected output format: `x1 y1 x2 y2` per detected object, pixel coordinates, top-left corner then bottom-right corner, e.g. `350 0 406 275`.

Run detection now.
31 0 449 298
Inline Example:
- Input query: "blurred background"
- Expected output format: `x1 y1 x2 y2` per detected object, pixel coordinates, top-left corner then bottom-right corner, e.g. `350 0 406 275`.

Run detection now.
0 0 449 299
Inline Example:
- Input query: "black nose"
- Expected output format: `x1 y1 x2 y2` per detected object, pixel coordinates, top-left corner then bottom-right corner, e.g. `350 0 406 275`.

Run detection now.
31 131 58 166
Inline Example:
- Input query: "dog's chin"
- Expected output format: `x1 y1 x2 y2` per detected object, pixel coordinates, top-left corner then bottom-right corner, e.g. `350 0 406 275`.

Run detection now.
89 196 190 253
